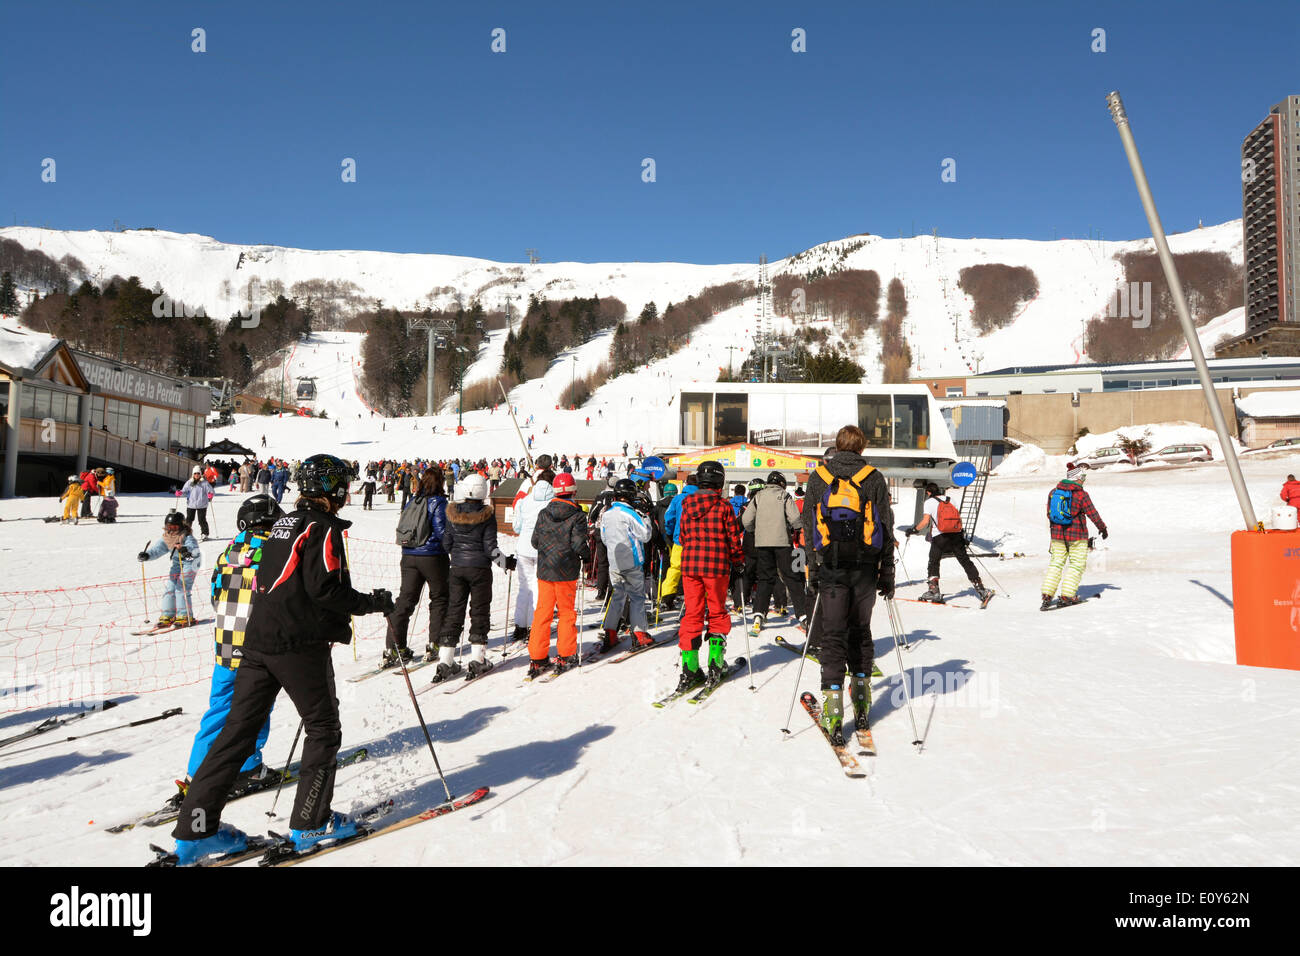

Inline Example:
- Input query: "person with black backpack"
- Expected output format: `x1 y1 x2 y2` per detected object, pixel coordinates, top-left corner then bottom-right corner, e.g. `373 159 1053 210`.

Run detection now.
383 466 450 667
905 481 991 606
1041 463 1108 609
801 426 894 749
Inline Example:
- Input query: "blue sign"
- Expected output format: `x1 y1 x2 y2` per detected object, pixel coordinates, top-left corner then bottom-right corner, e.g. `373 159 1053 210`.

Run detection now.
641 456 668 480
950 462 978 487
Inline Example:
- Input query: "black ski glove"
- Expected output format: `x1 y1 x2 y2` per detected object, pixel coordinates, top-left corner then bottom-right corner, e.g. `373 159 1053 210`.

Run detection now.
1101 529 1109 540
358 589 395 616
137 550 149 562
877 572 896 599
507 554 517 571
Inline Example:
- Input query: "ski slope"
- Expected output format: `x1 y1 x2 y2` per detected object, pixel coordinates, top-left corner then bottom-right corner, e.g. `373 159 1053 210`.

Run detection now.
1 450 1299 866
0 220 1242 381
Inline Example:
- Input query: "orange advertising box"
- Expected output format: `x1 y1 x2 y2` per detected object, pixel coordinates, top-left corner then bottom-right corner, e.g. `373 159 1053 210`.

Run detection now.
1231 529 1300 670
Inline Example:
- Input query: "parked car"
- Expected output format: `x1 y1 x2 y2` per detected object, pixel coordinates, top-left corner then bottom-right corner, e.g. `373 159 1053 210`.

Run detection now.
1075 446 1136 469
1137 443 1214 466
1242 436 1300 455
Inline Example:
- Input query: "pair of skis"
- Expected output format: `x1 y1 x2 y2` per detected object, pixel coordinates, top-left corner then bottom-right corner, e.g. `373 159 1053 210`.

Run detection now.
130 618 213 637
799 692 874 778
772 636 885 678
0 700 119 750
107 747 369 832
146 786 490 867
651 658 747 708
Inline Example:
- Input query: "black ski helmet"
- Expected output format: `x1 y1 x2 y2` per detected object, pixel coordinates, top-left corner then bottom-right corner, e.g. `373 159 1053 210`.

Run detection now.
767 470 787 487
237 493 284 532
696 460 725 489
298 454 354 505
613 478 638 502
163 511 186 531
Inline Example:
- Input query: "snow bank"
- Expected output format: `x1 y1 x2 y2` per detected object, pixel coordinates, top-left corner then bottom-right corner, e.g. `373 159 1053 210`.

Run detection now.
0 324 59 372
993 443 1048 476
1074 422 1244 458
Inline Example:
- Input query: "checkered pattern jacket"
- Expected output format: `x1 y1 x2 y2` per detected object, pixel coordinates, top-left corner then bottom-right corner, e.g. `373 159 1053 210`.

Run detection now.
679 489 744 578
209 529 268 669
1048 480 1107 543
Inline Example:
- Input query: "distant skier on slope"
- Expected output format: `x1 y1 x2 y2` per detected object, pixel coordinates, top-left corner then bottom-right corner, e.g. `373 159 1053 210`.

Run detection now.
1040 464 1108 610
138 512 202 628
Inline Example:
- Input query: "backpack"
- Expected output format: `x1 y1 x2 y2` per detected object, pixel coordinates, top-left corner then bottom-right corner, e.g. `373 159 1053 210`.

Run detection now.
1048 487 1077 526
812 464 878 566
395 494 433 547
935 496 963 534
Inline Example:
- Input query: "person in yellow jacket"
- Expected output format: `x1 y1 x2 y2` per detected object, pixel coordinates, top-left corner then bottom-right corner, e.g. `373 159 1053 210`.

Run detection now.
60 475 84 524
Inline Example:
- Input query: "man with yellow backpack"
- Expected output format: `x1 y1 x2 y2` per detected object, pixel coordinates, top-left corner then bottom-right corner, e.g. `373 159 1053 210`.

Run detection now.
801 425 895 748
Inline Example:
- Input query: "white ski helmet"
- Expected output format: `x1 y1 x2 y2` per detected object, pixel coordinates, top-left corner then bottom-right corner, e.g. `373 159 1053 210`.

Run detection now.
455 473 488 502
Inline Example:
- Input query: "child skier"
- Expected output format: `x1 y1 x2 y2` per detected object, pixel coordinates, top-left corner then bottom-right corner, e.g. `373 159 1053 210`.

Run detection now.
529 472 591 675
59 475 83 524
435 473 506 682
675 460 743 693
1041 464 1108 609
97 468 118 523
597 478 654 654
164 494 285 813
138 512 203 628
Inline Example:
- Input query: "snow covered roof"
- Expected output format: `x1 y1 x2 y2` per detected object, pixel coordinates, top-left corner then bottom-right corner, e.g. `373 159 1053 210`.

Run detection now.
1237 390 1300 419
0 325 61 375
940 399 1007 409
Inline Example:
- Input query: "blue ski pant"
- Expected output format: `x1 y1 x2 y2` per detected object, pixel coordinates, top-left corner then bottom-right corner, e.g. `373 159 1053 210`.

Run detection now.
186 664 272 777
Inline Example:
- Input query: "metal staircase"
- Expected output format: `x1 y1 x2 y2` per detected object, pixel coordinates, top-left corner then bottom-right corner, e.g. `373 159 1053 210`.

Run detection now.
954 440 993 547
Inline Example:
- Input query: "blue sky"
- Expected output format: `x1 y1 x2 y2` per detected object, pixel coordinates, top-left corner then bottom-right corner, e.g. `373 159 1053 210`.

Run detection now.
2 0 1295 263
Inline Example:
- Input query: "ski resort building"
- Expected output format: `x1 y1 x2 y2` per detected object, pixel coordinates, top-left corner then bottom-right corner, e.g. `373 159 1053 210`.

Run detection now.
1 326 209 497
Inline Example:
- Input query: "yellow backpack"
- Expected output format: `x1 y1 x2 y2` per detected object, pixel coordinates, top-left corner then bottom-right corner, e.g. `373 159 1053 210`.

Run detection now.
812 464 880 566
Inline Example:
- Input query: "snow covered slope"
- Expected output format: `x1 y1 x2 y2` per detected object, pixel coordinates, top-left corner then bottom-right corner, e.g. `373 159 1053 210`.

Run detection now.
1 220 1242 381
2 453 1298 866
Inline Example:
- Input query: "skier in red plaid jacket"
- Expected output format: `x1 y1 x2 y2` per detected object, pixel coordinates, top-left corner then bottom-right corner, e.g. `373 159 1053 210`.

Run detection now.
675 460 743 692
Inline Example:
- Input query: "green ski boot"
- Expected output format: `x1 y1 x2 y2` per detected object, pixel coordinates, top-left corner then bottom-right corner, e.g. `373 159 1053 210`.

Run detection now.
820 685 845 746
706 634 727 684
676 649 707 693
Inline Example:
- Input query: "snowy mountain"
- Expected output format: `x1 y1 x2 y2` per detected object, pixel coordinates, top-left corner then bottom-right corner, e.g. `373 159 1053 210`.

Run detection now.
0 220 1243 381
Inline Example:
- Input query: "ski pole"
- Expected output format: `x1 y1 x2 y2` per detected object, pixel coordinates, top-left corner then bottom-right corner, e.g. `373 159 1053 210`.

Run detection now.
654 562 664 625
780 592 820 734
207 498 218 537
971 554 1011 597
394 649 454 803
266 720 304 819
896 536 911 583
886 589 912 651
174 548 197 627
501 566 513 648
738 580 755 691
575 574 585 668
0 707 183 759
884 597 923 750
140 545 151 624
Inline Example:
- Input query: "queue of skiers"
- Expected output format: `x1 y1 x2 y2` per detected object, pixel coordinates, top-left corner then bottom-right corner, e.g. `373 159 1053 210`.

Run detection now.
122 423 1163 866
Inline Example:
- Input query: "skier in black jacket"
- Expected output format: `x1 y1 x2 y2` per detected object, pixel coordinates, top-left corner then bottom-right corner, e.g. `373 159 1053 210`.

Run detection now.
170 454 394 865
434 472 507 682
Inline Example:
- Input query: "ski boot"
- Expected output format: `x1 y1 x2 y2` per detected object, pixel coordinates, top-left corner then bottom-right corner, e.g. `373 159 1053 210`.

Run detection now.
974 581 994 608
164 777 189 812
157 615 175 628
174 823 250 866
554 654 578 675
172 615 193 628
507 625 530 645
465 658 494 680
288 811 362 853
675 651 707 693
632 630 656 649
597 628 621 654
1056 594 1082 608
820 685 846 747
380 646 413 670
705 634 728 685
230 762 279 797
526 658 553 680
850 674 876 754
423 643 438 663
918 577 945 603
747 614 764 639
1040 594 1055 611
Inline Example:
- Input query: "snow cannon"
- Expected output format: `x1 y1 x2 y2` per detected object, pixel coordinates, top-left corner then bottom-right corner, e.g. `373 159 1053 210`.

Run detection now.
1231 529 1300 670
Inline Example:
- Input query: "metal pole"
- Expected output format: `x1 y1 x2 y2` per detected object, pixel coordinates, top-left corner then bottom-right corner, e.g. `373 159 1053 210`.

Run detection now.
1105 91 1259 530
426 326 435 418
498 379 533 469
780 592 819 734
883 597 923 748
